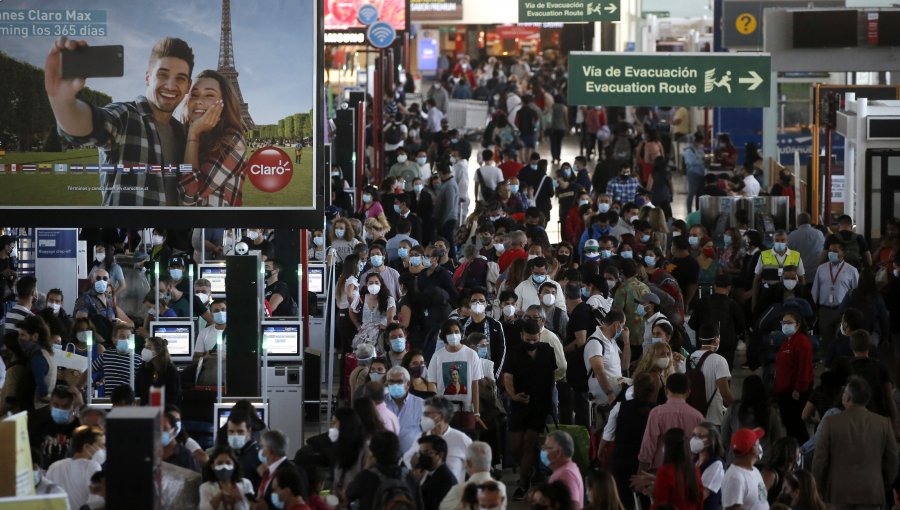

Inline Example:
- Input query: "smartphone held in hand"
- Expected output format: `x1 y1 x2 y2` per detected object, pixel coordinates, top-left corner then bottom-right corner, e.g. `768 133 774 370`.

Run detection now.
60 44 124 78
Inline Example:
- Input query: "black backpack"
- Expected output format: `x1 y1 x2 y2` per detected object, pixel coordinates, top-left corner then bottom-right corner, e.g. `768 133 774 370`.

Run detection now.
476 168 497 202
372 467 418 510
385 122 404 145
611 136 632 164
567 335 604 393
686 351 717 416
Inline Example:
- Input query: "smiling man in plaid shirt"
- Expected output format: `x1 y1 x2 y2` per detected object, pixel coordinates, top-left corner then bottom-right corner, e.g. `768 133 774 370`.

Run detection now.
45 36 195 206
605 162 641 205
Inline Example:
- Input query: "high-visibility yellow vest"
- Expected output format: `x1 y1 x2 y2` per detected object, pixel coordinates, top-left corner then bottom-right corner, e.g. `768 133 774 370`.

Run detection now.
760 249 801 280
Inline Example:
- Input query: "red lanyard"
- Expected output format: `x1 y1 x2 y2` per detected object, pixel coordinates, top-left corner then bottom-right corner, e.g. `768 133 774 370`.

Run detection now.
829 262 845 285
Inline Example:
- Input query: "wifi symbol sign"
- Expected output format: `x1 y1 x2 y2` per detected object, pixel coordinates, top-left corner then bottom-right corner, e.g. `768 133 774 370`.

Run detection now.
367 20 396 49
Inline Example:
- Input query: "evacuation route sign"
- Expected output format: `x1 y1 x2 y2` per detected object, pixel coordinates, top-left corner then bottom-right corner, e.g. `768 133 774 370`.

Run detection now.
567 52 771 107
519 0 620 22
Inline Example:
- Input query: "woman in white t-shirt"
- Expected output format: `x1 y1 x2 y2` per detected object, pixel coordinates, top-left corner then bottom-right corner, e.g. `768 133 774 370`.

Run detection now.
198 447 254 510
328 218 361 264
427 319 484 432
690 422 726 510
350 273 396 350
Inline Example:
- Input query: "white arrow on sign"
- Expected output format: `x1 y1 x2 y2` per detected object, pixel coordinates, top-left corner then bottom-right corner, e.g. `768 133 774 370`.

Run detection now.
605 3 617 13
738 71 763 91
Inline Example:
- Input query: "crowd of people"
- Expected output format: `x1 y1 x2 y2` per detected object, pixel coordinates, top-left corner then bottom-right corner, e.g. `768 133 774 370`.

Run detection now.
3 50 900 510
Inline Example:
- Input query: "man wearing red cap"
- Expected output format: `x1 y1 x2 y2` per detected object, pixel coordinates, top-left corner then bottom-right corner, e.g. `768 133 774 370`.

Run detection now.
721 428 768 510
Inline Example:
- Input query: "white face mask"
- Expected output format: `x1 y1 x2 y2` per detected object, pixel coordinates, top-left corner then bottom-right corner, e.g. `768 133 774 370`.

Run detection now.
471 302 486 315
397 154 408 163
94 252 106 262
783 279 798 290
502 304 516 317
655 357 670 369
151 235 164 245
328 427 340 442
446 333 462 346
541 294 556 307
689 437 706 454
49 303 61 314
140 348 154 362
91 448 106 465
367 284 381 295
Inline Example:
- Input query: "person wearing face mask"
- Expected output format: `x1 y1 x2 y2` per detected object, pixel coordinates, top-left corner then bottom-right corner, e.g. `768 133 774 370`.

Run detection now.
811 240 859 354
503 319 558 500
537 283 568 341
401 396 473 489
28 386 80 469
263 259 298 317
91 242 127 297
721 429 770 510
540 431 584 510
144 228 174 272
200 447 255 510
612 260 652 361
218 411 263 488
328 407 368 504
256 430 306 510
440 443 507 510
0 234 19 302
427 318 484 435
388 147 419 191
4 276 36 336
637 293 667 348
752 230 805 312
159 411 199 472
476 150 504 203
606 163 640 206
382 323 411 371
513 257 565 314
689 274 746 369
385 365 428 452
412 435 458 510
192 300 227 365
555 165 584 226
79 322 141 397
328 219 362 263
637 373 705 472
610 202 639 239
461 288 507 378
135 336 181 405
446 146 471 225
688 423 726 510
411 176 437 247
387 203 422 259
433 161 461 252
687 322 735 427
31 448 67 498
306 229 325 262
361 245 401 300
74 268 134 343
46 425 105 510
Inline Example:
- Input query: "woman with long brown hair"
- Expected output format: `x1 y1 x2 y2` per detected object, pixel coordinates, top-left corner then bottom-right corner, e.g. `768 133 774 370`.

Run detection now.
136 336 181 405
179 69 248 206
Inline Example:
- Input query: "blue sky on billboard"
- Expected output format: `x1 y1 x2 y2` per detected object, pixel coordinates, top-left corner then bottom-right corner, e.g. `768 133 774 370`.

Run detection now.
0 0 314 125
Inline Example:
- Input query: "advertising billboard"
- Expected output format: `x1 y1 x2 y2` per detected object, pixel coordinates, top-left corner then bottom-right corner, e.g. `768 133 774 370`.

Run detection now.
0 0 324 227
325 0 408 31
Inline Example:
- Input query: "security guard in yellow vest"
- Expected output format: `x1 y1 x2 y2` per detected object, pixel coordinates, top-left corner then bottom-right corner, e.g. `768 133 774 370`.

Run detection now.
751 230 805 311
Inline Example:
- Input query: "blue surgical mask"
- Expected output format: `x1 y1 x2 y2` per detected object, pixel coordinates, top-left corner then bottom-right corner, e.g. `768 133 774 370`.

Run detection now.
581 287 590 298
636 304 646 316
94 280 108 294
272 491 285 509
388 383 407 399
510 184 520 193
640 234 650 243
370 255 384 267
258 449 267 464
451 138 459 144
335 228 346 238
409 256 422 266
828 251 840 263
424 258 433 268
724 235 733 245
530 163 538 170
564 168 572 177
600 249 612 259
390 337 406 352
651 336 665 344
476 345 490 359
579 199 590 206
417 157 428 166
162 431 173 447
414 183 424 193
116 339 129 353
50 407 71 425
597 203 610 213
644 255 656 267
774 242 787 252
169 268 183 281
613 327 623 340
362 193 373 203
688 236 700 247
393 204 402 214
213 311 227 325
313 236 324 247
398 248 409 259
782 323 797 336
358 261 366 272
532 274 547 284
540 450 551 467
227 434 247 450
620 250 633 259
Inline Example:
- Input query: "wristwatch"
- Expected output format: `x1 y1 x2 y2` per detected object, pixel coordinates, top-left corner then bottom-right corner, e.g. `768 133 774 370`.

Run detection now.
474 412 481 417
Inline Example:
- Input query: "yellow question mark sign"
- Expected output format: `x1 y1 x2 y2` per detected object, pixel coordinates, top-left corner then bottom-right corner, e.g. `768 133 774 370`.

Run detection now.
736 13 757 35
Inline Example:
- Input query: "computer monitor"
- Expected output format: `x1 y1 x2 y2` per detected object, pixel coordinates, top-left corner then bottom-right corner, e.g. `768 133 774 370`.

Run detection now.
149 320 194 362
199 264 227 296
212 402 268 441
261 320 303 362
307 265 325 294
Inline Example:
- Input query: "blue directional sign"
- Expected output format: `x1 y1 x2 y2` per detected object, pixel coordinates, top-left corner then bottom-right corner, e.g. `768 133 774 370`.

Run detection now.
367 20 397 49
357 3 380 25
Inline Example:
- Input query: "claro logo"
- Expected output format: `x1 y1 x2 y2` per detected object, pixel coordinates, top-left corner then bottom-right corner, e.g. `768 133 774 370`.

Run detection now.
247 146 293 193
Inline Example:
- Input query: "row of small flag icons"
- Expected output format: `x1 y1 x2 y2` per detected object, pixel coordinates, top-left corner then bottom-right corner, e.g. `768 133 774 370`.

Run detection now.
0 163 193 173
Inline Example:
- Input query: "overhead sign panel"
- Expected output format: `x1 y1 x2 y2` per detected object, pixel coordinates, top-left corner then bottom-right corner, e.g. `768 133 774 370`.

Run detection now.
722 0 844 49
567 52 772 107
518 0 620 22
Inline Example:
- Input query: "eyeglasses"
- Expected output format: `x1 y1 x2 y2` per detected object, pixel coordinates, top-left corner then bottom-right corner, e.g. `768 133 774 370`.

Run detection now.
470 299 487 305
95 276 109 281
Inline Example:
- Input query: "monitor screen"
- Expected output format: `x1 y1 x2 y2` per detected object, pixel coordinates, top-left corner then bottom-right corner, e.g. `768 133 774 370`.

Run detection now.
213 403 267 440
877 11 900 46
308 266 324 294
200 265 227 295
151 322 193 357
793 10 858 48
262 323 301 356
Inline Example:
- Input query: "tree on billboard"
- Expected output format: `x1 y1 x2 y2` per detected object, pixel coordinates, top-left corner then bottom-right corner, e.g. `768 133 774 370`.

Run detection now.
284 115 295 140
0 52 111 151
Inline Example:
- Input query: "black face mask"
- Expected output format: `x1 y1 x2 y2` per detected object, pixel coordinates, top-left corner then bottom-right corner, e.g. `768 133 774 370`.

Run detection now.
416 453 435 471
557 254 570 264
523 341 538 351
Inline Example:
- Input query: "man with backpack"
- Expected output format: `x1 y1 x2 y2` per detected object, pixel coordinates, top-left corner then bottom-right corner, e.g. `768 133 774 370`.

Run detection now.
475 150 504 203
687 322 734 426
688 274 746 369
384 113 408 167
822 214 872 270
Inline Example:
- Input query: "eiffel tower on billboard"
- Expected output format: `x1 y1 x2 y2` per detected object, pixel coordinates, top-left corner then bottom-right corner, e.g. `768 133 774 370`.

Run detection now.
217 0 254 128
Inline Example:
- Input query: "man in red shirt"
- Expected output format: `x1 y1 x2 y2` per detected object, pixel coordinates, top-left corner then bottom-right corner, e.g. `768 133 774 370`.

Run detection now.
498 230 528 273
499 149 524 181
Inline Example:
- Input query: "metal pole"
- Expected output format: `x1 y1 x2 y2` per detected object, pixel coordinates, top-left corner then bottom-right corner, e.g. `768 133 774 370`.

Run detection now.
201 229 206 263
325 248 337 422
86 331 93 405
155 261 160 315
216 329 223 404
824 124 833 224
128 333 135 390
262 334 269 410
188 264 194 320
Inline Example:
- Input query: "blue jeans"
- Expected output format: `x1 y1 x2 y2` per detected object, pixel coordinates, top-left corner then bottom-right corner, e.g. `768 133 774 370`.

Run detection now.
686 172 705 213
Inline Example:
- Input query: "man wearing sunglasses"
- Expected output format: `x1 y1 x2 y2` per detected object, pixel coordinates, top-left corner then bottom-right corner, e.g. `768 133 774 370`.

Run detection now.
74 268 133 341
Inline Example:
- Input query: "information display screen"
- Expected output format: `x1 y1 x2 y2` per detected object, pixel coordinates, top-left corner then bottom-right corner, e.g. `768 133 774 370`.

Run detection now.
262 323 300 355
308 266 324 294
200 265 227 295
151 323 193 357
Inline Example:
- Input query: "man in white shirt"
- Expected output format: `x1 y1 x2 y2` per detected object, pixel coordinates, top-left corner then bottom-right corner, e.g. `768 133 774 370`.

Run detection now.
812 239 860 351
193 300 226 363
524 306 567 383
440 442 507 510
46 425 104 510
475 150 504 202
741 165 761 197
514 257 565 313
450 147 470 223
584 309 626 406
403 396 472 483
427 98 445 133
721 428 769 510
689 323 735 426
